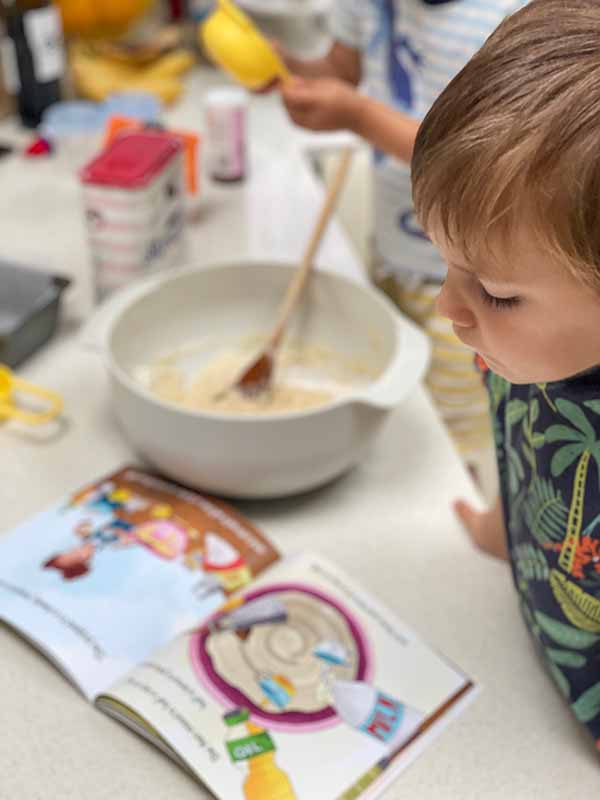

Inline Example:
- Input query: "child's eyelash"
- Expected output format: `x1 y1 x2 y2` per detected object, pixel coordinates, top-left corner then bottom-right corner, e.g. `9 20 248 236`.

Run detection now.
480 287 520 310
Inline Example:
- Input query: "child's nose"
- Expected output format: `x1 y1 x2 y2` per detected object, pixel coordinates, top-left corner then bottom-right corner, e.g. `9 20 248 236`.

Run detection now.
436 281 476 328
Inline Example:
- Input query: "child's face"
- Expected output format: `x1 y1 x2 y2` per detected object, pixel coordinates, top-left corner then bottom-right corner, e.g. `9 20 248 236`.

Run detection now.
432 227 600 384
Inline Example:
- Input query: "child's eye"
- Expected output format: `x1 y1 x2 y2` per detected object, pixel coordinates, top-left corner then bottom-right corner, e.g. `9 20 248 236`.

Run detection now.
480 286 520 310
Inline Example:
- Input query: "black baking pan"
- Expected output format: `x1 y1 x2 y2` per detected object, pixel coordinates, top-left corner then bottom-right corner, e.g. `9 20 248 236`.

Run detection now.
0 260 70 367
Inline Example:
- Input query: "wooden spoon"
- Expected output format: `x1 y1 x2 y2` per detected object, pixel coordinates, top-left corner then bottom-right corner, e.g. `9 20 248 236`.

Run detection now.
233 147 354 398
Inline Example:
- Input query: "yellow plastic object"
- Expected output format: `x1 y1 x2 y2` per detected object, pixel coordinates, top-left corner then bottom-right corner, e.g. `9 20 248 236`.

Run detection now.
0 365 63 426
200 0 290 90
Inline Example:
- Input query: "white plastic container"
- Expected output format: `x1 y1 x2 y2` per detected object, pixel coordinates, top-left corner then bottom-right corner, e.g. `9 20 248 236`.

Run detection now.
204 87 248 183
332 680 424 751
80 131 186 302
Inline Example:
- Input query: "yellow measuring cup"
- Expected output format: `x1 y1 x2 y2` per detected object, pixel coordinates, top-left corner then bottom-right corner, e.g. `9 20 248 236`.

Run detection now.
0 364 63 426
200 0 290 90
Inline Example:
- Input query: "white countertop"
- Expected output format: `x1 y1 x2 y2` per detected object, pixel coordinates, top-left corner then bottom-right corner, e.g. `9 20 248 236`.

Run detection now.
0 69 597 799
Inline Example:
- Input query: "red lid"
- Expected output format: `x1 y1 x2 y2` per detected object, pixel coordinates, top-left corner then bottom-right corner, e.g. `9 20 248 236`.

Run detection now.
80 132 182 189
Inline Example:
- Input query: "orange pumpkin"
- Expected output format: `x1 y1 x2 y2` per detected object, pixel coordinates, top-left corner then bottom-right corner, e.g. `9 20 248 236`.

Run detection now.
55 0 153 38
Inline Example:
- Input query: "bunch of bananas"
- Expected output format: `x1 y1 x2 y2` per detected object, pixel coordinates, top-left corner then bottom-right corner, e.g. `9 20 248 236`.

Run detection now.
70 40 196 105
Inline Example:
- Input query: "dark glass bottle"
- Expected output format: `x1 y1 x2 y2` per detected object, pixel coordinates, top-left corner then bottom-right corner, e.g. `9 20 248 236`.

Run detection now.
0 0 64 128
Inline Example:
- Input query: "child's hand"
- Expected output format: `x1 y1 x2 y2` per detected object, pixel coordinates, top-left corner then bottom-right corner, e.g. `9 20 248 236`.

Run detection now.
248 41 289 94
272 40 291 70
280 77 362 132
453 497 509 561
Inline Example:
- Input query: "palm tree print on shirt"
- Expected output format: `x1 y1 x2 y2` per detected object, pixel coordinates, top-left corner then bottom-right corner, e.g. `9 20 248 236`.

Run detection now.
487 372 600 746
546 399 600 632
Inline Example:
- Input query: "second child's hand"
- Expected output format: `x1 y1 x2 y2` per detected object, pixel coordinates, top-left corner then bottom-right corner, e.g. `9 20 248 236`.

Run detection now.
454 496 509 561
279 76 361 132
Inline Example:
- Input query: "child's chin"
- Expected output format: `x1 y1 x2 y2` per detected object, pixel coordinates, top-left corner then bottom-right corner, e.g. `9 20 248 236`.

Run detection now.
484 360 533 384
494 364 581 385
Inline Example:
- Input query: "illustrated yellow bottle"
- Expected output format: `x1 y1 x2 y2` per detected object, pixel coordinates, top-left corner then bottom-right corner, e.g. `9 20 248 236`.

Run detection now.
223 708 297 800
243 722 296 800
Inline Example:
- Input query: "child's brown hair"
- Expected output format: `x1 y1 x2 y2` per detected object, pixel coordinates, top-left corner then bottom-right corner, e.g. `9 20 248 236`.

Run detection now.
412 0 600 290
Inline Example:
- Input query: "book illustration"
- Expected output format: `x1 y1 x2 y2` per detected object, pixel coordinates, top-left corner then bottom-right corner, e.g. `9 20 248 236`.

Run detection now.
43 477 251 593
219 685 422 800
190 583 373 731
331 680 424 753
0 467 281 700
202 532 252 592
223 708 297 800
313 639 349 666
0 471 476 800
211 595 289 633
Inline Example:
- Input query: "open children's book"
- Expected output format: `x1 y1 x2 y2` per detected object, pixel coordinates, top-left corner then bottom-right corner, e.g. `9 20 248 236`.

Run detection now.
0 467 476 800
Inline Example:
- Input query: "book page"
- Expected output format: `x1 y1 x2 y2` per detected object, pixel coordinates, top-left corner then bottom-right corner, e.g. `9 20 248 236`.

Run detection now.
0 467 279 699
100 553 474 800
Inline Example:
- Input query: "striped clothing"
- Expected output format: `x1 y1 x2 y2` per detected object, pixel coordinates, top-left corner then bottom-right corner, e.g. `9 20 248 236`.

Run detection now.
330 0 528 280
330 0 527 459
376 275 492 458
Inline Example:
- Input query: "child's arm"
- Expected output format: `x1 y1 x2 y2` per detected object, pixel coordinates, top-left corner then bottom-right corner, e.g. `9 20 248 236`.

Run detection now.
279 42 419 163
280 42 361 84
453 496 509 561
281 78 419 163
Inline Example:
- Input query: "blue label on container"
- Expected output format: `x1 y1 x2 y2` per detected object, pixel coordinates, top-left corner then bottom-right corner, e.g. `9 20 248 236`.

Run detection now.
359 692 404 744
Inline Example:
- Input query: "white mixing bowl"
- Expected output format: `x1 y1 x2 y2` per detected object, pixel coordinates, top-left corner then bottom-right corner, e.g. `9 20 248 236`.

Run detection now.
91 261 429 498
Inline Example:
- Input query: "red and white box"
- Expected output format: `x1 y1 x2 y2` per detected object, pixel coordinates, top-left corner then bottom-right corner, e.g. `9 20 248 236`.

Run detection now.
80 131 187 302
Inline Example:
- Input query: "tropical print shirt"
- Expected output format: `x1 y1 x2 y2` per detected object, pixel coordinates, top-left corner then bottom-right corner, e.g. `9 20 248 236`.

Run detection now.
488 367 600 748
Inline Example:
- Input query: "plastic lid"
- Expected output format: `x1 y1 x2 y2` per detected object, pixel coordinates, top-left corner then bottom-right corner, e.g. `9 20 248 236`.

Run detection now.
41 101 106 138
204 87 248 108
80 132 181 189
104 92 162 122
223 707 250 726
41 94 161 142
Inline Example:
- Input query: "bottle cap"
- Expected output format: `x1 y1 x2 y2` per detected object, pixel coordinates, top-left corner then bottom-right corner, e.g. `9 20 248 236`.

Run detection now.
223 707 250 726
